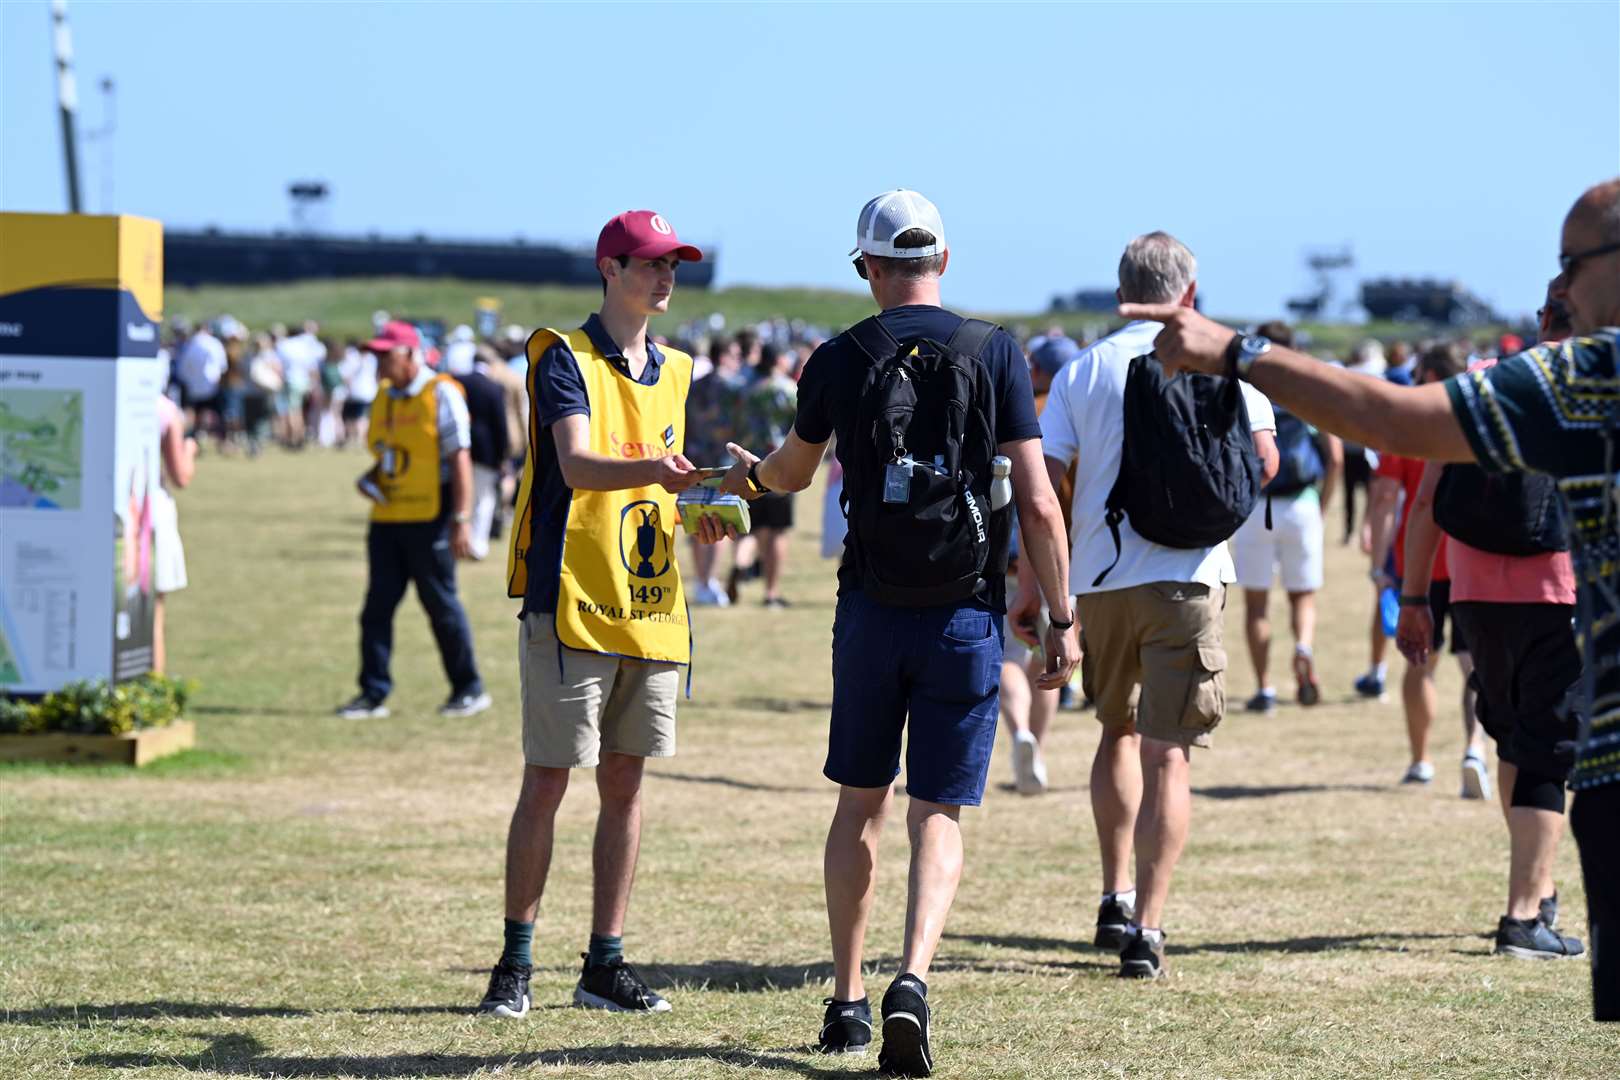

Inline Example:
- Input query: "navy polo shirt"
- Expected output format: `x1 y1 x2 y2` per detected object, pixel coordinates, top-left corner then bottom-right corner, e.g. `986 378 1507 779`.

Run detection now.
520 314 666 618
793 304 1041 611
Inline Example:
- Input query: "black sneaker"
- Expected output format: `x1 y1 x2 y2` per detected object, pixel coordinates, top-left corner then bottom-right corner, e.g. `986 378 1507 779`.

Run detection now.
1095 893 1135 950
1493 916 1584 960
572 954 671 1012
817 996 872 1054
1119 927 1167 979
1540 892 1559 930
476 961 531 1018
336 694 389 720
878 974 932 1077
440 691 493 718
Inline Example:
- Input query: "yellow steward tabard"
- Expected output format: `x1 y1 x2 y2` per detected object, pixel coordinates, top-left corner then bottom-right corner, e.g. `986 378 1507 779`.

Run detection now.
507 327 693 663
368 374 461 523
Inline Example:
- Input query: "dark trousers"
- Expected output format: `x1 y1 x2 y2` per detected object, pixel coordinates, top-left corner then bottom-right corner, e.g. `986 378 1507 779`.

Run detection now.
358 519 482 702
1571 783 1620 1021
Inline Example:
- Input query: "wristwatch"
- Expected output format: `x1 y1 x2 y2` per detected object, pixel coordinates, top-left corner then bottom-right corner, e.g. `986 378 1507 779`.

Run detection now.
747 461 771 495
1398 594 1430 608
1049 612 1075 631
1224 333 1272 380
453 511 472 524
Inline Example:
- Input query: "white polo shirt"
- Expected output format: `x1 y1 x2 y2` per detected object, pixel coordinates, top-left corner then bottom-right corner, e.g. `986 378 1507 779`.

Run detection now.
1040 320 1276 595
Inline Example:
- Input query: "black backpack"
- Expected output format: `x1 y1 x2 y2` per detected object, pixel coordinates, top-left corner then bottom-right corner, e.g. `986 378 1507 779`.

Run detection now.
1266 406 1325 497
1093 353 1264 587
1432 463 1568 556
843 315 1011 607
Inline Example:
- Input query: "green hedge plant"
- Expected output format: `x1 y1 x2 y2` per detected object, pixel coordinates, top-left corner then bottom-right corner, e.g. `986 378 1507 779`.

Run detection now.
0 675 194 736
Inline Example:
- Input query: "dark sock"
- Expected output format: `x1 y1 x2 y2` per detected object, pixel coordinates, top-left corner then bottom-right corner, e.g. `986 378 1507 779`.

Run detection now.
501 918 534 970
587 932 623 967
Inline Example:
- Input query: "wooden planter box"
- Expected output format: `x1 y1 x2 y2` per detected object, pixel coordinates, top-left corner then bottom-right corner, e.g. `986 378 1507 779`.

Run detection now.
0 720 194 766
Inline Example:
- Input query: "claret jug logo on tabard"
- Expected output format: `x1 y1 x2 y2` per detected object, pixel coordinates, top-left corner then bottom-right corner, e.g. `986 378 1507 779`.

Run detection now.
619 501 671 580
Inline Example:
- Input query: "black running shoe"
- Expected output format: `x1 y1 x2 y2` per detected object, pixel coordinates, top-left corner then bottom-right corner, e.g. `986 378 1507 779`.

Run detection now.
1119 927 1167 979
1493 916 1584 960
335 694 389 720
572 954 671 1012
879 974 932 1077
1095 893 1135 950
1540 892 1559 930
476 960 531 1018
817 996 872 1054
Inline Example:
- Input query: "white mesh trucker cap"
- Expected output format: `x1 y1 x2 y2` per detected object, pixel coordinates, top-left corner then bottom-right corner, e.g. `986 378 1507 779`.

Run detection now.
849 189 946 259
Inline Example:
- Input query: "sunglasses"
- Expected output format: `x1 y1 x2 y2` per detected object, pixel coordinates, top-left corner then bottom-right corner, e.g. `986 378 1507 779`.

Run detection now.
1558 239 1620 279
852 255 869 281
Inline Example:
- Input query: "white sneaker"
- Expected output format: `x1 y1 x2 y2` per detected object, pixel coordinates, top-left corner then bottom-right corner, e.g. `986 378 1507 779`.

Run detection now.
690 579 731 607
1460 753 1492 800
1012 731 1046 795
1401 760 1436 785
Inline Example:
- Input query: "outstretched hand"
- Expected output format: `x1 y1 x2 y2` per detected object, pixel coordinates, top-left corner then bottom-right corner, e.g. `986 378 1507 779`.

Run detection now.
720 442 764 501
1117 304 1238 377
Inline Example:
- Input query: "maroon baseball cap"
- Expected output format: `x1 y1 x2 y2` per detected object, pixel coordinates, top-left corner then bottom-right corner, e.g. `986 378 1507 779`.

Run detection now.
596 210 703 264
366 320 420 353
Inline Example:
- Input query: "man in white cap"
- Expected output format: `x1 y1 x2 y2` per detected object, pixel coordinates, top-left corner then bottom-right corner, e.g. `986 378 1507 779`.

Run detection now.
722 189 1077 1075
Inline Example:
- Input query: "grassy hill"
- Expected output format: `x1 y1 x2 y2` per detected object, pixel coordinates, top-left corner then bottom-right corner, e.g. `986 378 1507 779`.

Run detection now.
164 277 1506 356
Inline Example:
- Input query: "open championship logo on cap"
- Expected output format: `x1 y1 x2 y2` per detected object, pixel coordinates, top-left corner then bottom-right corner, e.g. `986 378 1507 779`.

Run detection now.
649 214 673 236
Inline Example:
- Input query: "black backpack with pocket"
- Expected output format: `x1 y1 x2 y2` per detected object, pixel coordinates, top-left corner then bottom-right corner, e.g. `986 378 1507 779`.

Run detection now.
1093 353 1264 586
1266 406 1325 497
1432 463 1569 556
842 315 1011 607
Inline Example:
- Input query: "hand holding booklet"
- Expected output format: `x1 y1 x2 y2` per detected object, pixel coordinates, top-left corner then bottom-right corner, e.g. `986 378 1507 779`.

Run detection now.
677 482 751 535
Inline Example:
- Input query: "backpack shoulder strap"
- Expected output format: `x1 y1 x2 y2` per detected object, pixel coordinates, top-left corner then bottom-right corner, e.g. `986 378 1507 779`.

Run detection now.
946 317 997 361
846 315 903 365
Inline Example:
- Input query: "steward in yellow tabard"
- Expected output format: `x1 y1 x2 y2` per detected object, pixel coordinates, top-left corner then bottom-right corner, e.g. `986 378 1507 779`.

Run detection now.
369 369 462 523
507 323 691 663
337 320 491 723
479 210 733 1020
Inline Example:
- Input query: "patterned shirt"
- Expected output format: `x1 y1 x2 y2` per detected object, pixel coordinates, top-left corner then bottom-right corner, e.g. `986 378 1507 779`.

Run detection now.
1445 328 1620 789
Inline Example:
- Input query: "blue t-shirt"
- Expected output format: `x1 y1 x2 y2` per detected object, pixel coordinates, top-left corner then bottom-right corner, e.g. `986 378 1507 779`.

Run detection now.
793 305 1042 610
519 314 667 618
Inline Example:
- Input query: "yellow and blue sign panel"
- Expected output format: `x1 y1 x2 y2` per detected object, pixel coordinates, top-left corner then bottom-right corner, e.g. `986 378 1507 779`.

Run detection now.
0 213 163 359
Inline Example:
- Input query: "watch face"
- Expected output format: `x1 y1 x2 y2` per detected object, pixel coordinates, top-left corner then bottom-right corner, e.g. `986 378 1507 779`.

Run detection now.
1241 334 1270 356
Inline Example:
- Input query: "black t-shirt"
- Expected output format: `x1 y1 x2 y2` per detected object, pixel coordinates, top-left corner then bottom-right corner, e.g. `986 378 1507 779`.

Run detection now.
793 304 1042 609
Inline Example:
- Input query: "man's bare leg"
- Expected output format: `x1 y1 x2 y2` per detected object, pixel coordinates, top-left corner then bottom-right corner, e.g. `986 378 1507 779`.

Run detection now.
591 752 646 936
826 784 892 1002
898 798 964 981
506 765 571 921
1092 725 1142 894
1133 737 1192 930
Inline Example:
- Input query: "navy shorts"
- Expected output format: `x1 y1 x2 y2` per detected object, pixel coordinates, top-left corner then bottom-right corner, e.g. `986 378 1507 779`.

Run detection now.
825 590 1003 806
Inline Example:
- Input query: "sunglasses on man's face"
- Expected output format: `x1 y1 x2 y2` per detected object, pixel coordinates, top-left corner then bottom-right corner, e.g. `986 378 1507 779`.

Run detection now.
1558 239 1620 279
852 255 869 281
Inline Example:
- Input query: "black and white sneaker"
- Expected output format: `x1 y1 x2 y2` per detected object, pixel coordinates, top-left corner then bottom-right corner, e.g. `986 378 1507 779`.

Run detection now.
572 954 671 1012
1540 892 1559 930
817 996 872 1054
1493 916 1584 960
878 974 932 1077
440 691 493 719
476 961 531 1018
1119 927 1167 980
336 694 389 720
1095 892 1135 950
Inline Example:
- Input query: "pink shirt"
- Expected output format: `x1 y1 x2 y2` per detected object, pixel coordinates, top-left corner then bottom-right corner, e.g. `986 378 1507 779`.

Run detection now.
1446 359 1576 606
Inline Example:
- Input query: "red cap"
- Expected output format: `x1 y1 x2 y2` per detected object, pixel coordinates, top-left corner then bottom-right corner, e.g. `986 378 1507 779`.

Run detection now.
1498 332 1524 355
366 320 420 353
596 210 703 265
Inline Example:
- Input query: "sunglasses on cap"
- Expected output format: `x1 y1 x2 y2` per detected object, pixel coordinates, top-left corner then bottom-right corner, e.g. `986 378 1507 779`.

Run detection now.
1558 239 1620 279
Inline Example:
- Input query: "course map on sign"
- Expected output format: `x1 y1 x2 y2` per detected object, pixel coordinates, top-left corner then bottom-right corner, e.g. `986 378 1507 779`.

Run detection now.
0 390 84 510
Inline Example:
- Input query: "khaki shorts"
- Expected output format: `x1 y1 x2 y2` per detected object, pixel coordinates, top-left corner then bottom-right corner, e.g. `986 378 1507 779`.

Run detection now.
519 613 679 768
1076 581 1227 748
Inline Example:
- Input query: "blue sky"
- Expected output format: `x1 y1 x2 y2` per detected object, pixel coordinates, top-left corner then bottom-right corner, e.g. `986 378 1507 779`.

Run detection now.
3 2 1615 319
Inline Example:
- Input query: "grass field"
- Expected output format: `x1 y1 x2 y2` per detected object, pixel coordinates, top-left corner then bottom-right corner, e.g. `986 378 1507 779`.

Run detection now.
162 277 1481 358
2 448 1612 1078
